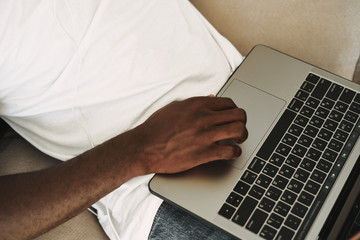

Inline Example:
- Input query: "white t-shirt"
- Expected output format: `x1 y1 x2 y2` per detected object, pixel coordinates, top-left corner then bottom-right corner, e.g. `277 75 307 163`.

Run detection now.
0 0 242 239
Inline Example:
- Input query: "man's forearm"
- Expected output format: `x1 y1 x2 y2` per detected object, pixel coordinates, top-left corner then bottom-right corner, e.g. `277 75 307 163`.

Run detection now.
0 97 248 240
0 130 146 240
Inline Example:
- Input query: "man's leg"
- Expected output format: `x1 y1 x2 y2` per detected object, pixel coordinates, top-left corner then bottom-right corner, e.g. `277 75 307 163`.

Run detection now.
148 202 237 240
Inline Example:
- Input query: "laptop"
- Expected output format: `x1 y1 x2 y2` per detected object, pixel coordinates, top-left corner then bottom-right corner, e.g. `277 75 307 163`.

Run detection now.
149 45 360 240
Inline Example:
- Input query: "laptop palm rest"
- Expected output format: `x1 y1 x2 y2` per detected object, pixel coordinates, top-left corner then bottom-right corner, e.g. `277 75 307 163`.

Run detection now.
219 80 286 169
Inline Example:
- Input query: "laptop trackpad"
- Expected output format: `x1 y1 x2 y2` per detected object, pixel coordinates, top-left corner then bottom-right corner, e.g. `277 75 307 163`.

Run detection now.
220 80 286 169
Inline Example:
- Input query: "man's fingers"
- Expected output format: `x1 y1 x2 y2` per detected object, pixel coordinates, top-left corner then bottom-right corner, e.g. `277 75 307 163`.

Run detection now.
207 107 247 126
202 144 242 161
204 121 248 143
189 96 237 111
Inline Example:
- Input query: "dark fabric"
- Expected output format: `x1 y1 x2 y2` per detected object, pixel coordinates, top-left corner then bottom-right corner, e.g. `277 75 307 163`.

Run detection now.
148 202 238 240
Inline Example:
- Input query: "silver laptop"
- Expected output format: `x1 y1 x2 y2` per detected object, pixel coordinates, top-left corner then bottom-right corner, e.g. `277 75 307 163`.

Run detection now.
149 45 360 240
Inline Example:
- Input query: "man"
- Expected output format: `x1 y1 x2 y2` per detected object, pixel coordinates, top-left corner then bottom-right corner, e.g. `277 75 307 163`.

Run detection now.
0 1 247 239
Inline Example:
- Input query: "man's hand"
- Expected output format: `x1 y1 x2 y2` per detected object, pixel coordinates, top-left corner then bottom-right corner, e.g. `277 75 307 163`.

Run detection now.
134 97 248 173
0 96 247 240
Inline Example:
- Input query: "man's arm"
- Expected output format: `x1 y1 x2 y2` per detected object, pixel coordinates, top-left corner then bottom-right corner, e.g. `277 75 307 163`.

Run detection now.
0 97 248 240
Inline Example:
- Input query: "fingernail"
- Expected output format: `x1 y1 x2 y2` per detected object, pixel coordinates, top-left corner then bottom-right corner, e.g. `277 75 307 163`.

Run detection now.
234 146 242 158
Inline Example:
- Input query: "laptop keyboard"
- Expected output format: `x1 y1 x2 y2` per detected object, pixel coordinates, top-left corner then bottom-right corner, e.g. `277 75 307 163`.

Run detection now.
218 73 360 240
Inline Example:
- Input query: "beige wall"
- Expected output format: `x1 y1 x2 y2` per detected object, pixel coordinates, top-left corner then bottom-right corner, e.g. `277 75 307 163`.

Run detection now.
191 0 360 80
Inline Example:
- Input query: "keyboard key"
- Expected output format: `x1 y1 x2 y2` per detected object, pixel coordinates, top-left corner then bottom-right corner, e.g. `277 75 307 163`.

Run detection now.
316 159 332 173
344 111 358 123
324 119 338 131
339 120 354 132
281 190 297 205
256 174 272 189
234 181 250 195
306 97 320 109
275 143 292 157
306 73 320 84
328 139 343 152
300 106 315 118
288 124 303 137
248 157 266 173
311 78 331 100
298 134 313 147
287 179 304 194
285 154 301 168
300 158 316 172
249 185 266 200
322 148 337 162
318 128 332 141
263 164 279 178
294 168 310 183
321 98 335 110
306 147 322 161
285 214 302 230
340 88 356 104
315 107 330 119
246 209 268 234
291 202 308 218
273 175 289 189
218 203 236 219
310 115 324 128
259 197 276 213
295 90 309 101
355 93 360 103
292 144 307 158
232 196 258 226
275 226 295 240
266 186 282 201
269 153 285 167
288 98 304 112
326 83 343 101
267 213 284 229
329 110 343 122
226 192 243 207
274 201 291 217
241 170 257 185
334 101 349 113
294 115 309 127
301 81 315 92
304 180 321 195
304 125 319 138
260 225 277 240
279 164 295 179
311 169 326 184
334 129 349 142
282 133 297 147
257 109 296 160
312 137 327 151
298 191 314 206
350 102 360 114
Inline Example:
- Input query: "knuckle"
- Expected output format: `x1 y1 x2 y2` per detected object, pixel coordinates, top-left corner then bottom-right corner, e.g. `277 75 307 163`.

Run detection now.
222 96 234 103
233 108 247 120
238 124 248 140
215 145 241 159
233 121 246 133
221 97 236 107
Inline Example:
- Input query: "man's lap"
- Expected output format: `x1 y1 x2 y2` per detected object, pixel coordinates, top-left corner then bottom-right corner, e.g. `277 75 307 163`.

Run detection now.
148 202 237 240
